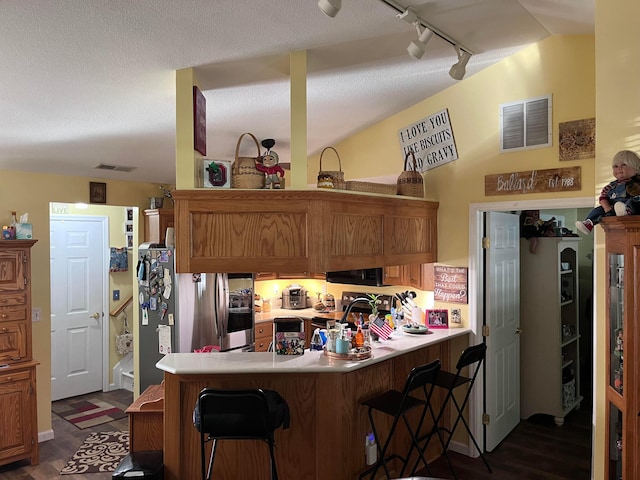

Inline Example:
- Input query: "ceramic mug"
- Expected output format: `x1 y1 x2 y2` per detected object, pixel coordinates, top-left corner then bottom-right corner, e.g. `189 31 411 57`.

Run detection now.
335 338 350 354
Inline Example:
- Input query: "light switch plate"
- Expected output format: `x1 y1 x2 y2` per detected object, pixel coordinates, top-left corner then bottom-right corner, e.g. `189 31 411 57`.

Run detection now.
32 307 42 322
113 290 120 301
451 308 461 323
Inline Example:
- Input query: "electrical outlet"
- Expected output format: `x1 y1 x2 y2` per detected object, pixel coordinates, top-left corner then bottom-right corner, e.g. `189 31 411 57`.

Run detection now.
451 308 462 324
32 307 42 322
113 290 120 301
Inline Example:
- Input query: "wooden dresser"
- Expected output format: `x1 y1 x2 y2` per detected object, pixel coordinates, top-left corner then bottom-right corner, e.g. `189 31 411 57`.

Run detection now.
0 239 39 467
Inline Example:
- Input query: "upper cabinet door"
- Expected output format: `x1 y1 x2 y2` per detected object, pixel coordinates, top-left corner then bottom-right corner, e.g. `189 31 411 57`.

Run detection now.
0 249 26 291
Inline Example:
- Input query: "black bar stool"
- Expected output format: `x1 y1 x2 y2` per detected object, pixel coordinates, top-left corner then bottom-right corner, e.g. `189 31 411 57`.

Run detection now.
359 359 452 480
193 388 290 480
433 343 491 476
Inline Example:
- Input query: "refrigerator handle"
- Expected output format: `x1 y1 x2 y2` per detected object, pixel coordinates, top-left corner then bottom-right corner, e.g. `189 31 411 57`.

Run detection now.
216 273 229 338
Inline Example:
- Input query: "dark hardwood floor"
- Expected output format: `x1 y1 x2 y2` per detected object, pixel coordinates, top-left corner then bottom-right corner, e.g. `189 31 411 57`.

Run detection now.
0 389 591 479
0 389 133 480
419 403 593 480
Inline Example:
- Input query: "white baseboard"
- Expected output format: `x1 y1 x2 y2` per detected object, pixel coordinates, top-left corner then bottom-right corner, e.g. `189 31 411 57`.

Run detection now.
38 429 54 443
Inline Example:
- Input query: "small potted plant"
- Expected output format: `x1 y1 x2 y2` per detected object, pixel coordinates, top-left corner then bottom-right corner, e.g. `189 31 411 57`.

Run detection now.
367 294 381 322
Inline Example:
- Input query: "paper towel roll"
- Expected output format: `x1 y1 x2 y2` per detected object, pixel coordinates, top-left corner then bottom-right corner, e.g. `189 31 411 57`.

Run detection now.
165 227 175 246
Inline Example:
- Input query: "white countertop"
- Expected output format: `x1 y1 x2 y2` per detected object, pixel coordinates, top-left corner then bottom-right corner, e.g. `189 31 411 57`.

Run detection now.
156 327 471 374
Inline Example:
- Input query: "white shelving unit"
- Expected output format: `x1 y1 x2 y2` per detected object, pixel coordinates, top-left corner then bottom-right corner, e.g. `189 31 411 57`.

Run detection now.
520 237 582 426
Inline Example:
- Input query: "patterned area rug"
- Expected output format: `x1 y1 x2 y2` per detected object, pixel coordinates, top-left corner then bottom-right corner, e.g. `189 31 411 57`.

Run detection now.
60 431 129 475
52 398 127 429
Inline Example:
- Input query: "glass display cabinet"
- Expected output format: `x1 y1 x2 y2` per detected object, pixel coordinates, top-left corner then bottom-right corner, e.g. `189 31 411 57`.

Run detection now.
601 217 640 480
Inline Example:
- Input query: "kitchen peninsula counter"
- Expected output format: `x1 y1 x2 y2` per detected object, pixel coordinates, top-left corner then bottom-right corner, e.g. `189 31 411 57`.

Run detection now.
158 327 470 480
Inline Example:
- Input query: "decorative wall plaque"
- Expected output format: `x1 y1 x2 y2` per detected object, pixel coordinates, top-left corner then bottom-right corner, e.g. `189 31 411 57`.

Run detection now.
397 108 458 172
485 166 581 196
433 265 468 304
193 86 206 156
559 118 595 160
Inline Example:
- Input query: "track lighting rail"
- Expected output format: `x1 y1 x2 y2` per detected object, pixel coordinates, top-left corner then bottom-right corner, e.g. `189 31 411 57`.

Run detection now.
377 0 474 55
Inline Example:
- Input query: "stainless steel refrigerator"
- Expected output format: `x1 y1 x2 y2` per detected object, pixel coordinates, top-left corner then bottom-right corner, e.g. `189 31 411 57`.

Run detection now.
137 243 254 392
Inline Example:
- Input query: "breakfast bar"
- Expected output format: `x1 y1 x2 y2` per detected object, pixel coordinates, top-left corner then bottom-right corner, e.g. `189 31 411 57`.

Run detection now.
157 327 470 480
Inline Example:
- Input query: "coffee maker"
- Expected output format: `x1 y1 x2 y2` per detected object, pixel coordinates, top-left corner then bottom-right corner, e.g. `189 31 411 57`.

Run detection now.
282 284 308 309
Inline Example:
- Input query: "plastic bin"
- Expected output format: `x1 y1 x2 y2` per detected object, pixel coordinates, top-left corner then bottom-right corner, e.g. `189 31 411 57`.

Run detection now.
112 451 163 479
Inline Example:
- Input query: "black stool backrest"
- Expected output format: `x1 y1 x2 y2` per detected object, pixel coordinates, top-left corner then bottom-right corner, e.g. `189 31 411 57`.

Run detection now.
195 388 274 439
455 342 486 371
402 359 441 399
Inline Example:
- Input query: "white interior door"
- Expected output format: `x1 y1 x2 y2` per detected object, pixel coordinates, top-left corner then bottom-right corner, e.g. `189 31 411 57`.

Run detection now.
485 211 521 451
50 216 107 401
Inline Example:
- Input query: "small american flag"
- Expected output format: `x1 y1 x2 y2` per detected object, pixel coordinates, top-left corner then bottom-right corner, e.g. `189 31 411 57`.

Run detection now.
370 317 393 340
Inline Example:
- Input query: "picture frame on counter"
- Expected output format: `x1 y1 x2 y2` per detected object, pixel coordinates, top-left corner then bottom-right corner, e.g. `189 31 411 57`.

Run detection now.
426 309 449 329
202 159 232 188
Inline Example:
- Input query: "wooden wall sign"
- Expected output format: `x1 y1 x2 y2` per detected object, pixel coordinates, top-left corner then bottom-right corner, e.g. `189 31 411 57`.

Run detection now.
433 265 468 304
485 166 581 196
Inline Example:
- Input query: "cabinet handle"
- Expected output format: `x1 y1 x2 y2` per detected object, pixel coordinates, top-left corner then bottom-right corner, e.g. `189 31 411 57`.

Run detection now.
258 328 265 334
1 314 7 319
1 327 7 332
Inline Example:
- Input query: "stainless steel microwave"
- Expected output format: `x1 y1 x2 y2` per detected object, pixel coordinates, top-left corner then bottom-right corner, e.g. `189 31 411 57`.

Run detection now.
325 268 386 287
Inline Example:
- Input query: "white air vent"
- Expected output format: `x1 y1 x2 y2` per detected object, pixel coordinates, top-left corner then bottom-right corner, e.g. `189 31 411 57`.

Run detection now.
95 163 136 172
500 94 552 152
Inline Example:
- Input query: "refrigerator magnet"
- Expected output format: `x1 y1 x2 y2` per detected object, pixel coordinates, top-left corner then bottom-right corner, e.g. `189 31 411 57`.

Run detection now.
150 297 158 311
163 284 172 300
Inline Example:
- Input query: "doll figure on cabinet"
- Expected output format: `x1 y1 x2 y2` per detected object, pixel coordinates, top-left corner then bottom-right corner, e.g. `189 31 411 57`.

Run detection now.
255 138 284 189
575 149 640 235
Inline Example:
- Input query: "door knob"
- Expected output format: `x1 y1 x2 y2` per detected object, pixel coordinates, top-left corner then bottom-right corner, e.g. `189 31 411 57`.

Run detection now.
90 312 101 320
515 327 522 335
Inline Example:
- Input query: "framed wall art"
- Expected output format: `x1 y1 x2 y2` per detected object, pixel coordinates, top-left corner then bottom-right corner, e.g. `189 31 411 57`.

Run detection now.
559 118 595 160
89 182 107 204
193 86 206 156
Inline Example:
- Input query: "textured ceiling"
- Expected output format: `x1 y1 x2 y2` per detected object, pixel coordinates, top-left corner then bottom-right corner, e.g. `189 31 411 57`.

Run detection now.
0 0 594 184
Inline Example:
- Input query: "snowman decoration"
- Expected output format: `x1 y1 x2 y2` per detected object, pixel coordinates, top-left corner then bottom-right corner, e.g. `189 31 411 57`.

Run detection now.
255 138 285 189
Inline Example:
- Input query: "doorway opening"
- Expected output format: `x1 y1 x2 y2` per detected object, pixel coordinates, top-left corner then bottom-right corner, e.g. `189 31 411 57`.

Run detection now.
467 197 595 463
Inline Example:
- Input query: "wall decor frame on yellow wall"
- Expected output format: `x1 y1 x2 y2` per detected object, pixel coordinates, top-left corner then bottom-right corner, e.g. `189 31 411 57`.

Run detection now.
559 117 595 161
89 181 106 204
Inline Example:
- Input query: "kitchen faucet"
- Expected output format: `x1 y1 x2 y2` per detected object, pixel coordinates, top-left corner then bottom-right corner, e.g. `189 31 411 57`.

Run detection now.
339 297 370 324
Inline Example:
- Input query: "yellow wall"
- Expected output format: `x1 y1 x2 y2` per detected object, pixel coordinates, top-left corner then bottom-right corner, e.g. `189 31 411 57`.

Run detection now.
593 0 640 477
0 170 161 436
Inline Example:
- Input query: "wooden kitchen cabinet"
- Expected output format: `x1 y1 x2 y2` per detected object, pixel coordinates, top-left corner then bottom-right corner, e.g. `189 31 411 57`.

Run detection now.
0 240 38 467
384 263 434 290
172 190 437 274
601 217 640 480
254 321 273 352
144 208 174 244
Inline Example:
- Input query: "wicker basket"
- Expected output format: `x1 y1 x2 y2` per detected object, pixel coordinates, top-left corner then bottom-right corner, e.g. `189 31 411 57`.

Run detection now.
345 181 397 195
317 147 345 190
231 132 265 189
397 151 424 198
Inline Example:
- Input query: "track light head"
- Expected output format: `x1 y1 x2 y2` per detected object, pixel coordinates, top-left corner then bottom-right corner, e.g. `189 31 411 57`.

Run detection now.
407 25 434 60
449 48 472 80
318 0 341 17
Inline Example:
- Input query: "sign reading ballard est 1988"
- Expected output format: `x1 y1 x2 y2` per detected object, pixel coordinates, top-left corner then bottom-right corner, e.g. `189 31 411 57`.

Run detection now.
398 108 458 172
